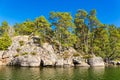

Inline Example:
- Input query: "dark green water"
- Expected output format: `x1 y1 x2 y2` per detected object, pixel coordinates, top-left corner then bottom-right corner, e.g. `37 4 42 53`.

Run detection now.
0 66 120 80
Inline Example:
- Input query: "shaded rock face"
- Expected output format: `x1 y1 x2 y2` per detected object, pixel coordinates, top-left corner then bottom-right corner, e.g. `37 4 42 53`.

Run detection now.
88 57 105 67
73 57 82 65
72 57 90 67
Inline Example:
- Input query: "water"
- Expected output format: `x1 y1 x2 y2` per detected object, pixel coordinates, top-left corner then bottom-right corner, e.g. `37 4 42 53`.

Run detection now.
0 66 120 80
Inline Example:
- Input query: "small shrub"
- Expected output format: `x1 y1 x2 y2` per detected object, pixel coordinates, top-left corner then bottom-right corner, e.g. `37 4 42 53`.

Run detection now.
63 51 70 59
73 52 80 57
83 54 92 59
14 32 19 36
16 48 21 52
14 53 19 57
0 32 12 50
22 52 28 55
39 39 45 46
30 52 37 55
19 41 24 46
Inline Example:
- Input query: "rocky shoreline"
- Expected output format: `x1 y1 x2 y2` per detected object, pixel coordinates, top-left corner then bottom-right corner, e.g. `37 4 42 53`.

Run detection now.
0 36 105 67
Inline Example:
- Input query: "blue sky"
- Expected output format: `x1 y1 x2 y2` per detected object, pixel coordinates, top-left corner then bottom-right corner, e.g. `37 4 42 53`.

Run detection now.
0 0 120 26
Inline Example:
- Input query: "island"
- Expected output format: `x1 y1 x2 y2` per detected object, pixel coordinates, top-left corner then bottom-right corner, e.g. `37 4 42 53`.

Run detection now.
0 10 119 67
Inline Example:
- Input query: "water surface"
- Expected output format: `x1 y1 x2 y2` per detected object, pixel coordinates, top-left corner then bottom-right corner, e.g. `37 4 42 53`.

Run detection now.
0 66 120 80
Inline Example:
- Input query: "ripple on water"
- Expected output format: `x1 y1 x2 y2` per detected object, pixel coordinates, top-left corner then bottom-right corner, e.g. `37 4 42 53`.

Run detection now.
0 66 120 80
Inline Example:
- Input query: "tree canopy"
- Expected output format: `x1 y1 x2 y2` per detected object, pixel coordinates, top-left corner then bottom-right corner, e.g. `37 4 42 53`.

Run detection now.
0 9 120 61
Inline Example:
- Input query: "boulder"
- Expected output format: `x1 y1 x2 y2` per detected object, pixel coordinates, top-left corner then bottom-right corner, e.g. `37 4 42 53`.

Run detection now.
88 57 105 67
8 55 40 67
43 43 53 53
40 52 57 66
63 58 73 66
76 62 90 67
39 43 57 66
9 55 40 67
116 61 120 65
41 59 55 66
20 55 40 67
72 57 82 65
55 59 64 66
72 57 90 67
55 58 74 67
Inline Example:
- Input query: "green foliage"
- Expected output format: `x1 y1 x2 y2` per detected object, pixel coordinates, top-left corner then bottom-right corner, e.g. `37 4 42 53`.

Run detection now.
30 52 37 55
14 53 19 57
50 12 77 49
16 48 21 52
74 10 89 54
82 54 93 59
35 16 51 43
93 25 109 57
62 51 70 59
0 32 12 50
14 20 35 35
0 21 9 35
73 52 80 57
19 41 24 46
1 9 120 61
22 52 28 55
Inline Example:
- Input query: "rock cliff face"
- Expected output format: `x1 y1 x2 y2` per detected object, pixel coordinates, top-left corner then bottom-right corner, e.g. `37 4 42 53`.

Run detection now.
0 36 104 67
88 57 105 67
0 36 81 67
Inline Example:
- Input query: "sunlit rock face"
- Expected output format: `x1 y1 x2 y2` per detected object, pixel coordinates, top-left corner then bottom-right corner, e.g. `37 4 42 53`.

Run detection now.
0 35 102 67
0 36 56 66
88 57 105 67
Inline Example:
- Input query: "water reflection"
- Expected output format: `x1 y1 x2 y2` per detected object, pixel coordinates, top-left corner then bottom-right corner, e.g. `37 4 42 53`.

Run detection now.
92 67 105 76
0 66 120 80
88 67 105 80
0 66 13 80
71 67 90 80
39 67 74 80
